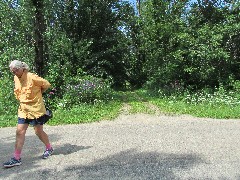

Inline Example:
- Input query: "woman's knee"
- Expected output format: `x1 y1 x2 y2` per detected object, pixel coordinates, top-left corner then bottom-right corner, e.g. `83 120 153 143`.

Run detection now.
34 125 44 136
16 128 27 136
16 124 28 136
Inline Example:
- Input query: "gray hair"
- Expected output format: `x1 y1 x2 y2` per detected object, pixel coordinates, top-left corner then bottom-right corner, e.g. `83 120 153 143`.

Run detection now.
9 60 30 71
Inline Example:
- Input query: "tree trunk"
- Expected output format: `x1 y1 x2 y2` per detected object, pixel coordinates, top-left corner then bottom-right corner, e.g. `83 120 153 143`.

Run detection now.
32 0 45 76
136 0 140 16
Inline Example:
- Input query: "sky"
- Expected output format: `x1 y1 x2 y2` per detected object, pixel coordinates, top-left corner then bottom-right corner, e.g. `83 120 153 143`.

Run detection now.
127 0 136 6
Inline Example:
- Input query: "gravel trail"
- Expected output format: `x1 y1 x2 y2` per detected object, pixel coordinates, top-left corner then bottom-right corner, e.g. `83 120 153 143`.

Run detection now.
1 113 240 180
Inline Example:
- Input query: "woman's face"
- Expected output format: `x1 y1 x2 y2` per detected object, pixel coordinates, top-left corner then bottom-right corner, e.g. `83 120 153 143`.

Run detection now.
10 67 24 78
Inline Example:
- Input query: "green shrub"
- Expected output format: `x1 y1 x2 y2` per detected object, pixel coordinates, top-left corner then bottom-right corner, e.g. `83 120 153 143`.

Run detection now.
0 72 18 116
59 76 113 108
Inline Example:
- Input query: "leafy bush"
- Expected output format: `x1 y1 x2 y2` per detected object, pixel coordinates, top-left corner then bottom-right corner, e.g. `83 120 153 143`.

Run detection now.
182 85 240 107
0 71 18 121
58 76 113 108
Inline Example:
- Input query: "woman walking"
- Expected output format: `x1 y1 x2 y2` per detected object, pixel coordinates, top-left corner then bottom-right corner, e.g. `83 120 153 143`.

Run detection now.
3 60 53 168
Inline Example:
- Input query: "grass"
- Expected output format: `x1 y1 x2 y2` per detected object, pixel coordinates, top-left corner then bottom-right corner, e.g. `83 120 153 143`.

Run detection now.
1 88 240 128
0 101 122 128
150 99 240 119
49 101 122 126
128 101 155 114
123 89 240 119
0 114 18 127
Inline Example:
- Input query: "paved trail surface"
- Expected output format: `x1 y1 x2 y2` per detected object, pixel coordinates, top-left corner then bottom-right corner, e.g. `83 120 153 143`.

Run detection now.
1 113 240 180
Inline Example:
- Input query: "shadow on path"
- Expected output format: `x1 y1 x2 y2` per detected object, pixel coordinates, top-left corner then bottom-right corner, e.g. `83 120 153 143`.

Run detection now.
0 133 92 179
64 150 206 179
53 143 92 155
3 149 206 180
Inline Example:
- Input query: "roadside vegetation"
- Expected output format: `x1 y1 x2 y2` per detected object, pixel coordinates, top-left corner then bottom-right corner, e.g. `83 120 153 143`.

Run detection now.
1 81 240 128
1 1 240 127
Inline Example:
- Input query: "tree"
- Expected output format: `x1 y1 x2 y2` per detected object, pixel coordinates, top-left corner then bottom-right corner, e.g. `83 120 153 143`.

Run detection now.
32 0 46 76
139 0 189 89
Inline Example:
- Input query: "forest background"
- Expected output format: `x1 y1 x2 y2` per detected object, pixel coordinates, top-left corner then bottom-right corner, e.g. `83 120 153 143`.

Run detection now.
1 0 240 127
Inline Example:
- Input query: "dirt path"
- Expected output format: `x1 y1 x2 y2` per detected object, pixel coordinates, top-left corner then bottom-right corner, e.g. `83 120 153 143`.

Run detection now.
1 103 240 179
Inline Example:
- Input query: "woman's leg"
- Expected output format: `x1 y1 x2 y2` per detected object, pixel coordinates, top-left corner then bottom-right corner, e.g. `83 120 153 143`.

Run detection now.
15 123 29 158
34 124 50 146
34 124 53 159
3 123 29 167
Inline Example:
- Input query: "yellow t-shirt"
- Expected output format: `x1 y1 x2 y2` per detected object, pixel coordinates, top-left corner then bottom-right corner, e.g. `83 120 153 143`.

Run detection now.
14 71 51 119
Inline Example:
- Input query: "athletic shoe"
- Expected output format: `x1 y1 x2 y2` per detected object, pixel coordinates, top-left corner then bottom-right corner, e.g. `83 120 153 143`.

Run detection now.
42 147 53 159
3 157 22 168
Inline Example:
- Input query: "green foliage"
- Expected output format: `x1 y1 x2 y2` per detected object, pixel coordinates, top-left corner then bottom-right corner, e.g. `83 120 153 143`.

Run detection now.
43 0 134 89
140 0 240 91
0 73 18 117
0 0 35 63
48 101 122 125
1 0 240 127
59 76 113 108
140 0 190 89
152 98 240 119
0 70 19 127
128 101 155 114
150 85 240 119
44 30 92 88
1 0 240 93
2 86 240 127
183 24 230 88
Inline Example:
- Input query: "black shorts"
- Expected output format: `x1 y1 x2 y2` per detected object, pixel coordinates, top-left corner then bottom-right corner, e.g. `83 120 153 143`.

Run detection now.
18 115 46 126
